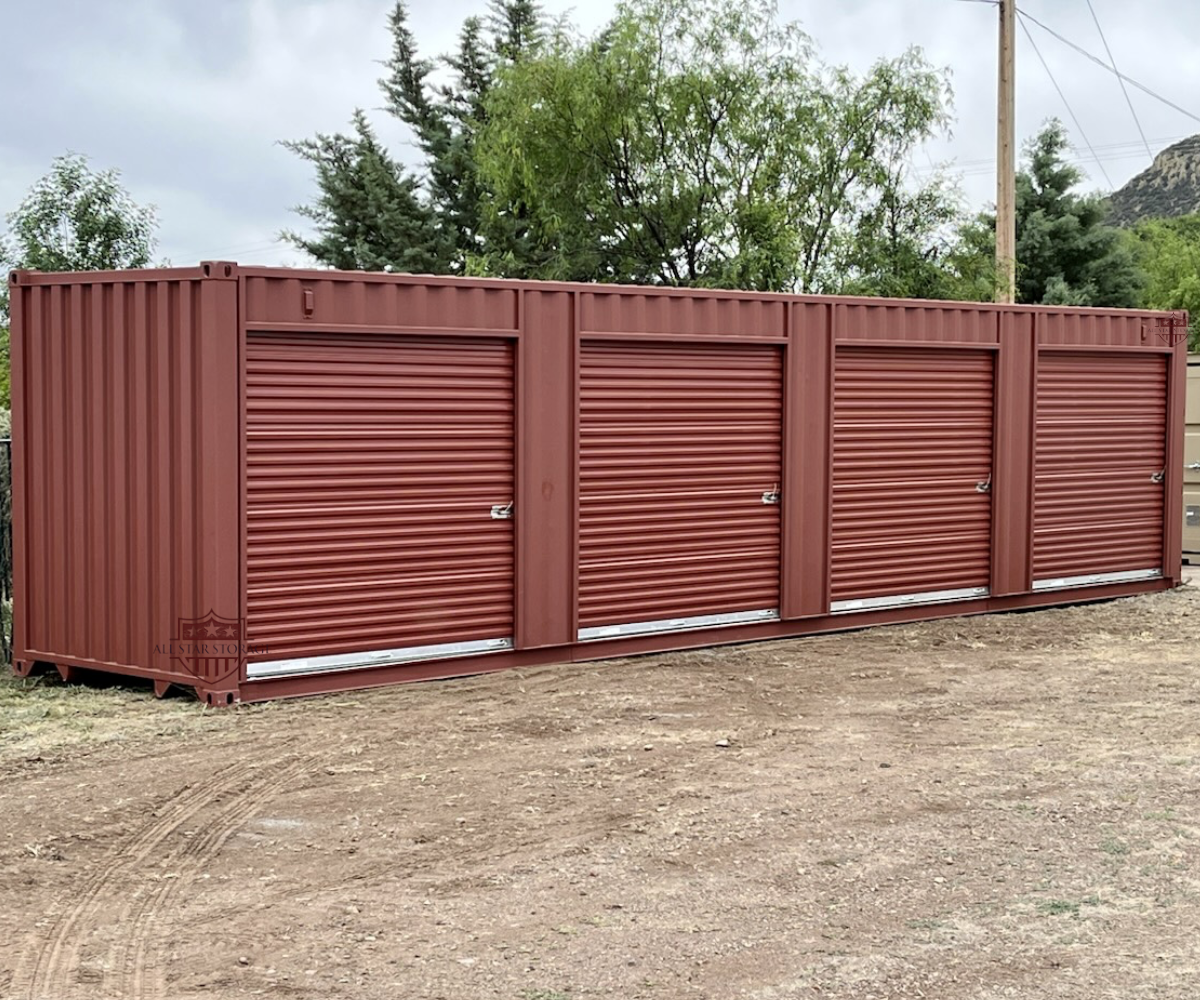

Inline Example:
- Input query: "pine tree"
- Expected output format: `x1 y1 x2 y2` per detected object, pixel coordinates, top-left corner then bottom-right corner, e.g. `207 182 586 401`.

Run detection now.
286 0 544 273
967 121 1143 307
282 111 449 273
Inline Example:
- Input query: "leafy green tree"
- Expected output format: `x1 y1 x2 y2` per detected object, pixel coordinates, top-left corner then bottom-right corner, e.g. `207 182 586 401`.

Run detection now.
1132 214 1200 349
1 153 157 273
0 286 9 411
0 154 158 408
834 168 995 301
286 0 544 272
474 0 955 291
967 120 1143 307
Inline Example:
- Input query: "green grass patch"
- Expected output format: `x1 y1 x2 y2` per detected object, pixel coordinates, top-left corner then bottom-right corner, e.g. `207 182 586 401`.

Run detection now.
1037 900 1081 917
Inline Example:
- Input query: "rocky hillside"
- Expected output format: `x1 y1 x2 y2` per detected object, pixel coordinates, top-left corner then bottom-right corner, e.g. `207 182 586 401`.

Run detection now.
1108 135 1200 225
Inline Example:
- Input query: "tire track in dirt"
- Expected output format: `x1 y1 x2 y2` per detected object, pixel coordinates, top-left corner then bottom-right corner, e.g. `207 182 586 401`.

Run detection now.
114 756 317 1000
11 740 313 1000
13 758 265 1000
183 800 642 933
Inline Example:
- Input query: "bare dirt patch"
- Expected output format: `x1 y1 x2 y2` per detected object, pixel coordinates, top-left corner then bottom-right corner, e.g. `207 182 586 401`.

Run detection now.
1 586 1198 999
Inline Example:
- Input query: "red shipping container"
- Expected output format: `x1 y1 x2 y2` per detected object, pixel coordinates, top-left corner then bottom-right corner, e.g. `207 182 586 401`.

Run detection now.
6 263 1187 703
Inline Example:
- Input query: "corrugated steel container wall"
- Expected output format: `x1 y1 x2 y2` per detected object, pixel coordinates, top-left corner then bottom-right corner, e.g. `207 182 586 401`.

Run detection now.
8 264 240 701
7 264 1188 702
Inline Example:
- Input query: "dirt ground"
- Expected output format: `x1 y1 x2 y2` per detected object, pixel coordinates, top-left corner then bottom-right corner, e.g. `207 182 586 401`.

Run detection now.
0 584 1198 1000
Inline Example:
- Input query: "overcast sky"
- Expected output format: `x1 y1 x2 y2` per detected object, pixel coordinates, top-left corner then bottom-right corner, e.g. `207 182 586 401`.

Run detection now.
4 0 1199 268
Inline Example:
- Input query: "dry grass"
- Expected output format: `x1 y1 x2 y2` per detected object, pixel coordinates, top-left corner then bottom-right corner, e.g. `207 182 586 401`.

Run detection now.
0 670 234 763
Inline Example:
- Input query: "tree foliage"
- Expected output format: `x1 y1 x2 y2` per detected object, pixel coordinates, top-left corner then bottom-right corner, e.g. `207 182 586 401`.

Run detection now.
282 111 450 272
0 153 158 408
474 0 955 291
1132 214 1200 350
834 169 995 301
967 121 1143 307
0 287 8 411
285 0 543 273
286 2 1154 312
287 0 964 294
1 154 157 274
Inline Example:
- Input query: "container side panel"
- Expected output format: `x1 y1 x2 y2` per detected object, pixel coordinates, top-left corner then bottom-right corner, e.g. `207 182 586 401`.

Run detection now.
990 312 1035 595
1033 352 1167 580
88 284 108 659
1163 336 1187 583
577 342 783 629
109 284 131 664
515 291 575 648
196 273 244 681
581 291 785 339
45 286 65 655
832 348 995 601
242 274 518 331
839 303 999 344
67 284 87 655
129 282 150 674
14 275 239 682
783 302 832 617
1038 311 1160 348
244 332 516 660
9 282 28 665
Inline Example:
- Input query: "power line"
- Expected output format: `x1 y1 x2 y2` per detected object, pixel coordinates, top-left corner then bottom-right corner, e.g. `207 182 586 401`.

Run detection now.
1019 15 1113 188
925 133 1188 171
174 237 290 262
1018 8 1200 127
910 133 1190 179
1084 0 1152 160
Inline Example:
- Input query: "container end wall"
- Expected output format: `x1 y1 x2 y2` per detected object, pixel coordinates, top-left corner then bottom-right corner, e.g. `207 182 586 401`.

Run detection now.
10 266 241 699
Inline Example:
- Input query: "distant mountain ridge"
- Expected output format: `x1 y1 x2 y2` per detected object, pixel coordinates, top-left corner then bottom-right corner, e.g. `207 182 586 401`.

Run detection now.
1108 135 1200 226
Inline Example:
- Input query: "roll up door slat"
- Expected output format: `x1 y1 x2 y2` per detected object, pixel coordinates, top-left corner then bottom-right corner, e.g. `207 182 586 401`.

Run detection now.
832 349 995 609
1033 352 1166 585
578 343 783 637
245 333 515 672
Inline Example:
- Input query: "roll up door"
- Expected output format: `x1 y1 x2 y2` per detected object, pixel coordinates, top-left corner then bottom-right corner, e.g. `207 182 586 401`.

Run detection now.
831 348 995 612
1184 357 1200 557
1033 352 1167 588
577 343 783 639
244 333 515 676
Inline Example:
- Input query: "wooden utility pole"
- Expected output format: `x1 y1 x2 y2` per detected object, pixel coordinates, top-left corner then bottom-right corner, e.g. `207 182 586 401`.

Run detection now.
996 0 1016 303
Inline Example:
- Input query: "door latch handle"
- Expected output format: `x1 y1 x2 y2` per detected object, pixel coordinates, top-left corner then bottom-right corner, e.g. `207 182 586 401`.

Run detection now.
1151 470 1165 484
975 478 992 494
490 502 514 519
1188 463 1200 471
761 484 780 504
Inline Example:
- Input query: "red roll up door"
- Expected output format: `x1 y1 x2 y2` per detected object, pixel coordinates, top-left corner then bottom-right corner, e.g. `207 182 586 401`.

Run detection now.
578 342 783 639
831 348 995 611
1033 352 1167 588
244 332 515 676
